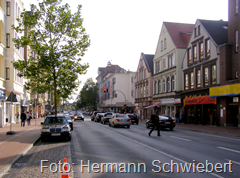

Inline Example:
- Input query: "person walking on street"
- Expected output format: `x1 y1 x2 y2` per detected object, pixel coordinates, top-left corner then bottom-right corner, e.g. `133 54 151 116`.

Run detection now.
148 111 161 137
20 110 26 127
175 111 180 125
26 111 32 126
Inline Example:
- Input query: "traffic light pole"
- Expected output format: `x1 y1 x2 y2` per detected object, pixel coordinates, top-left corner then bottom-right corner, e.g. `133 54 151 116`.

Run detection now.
113 90 126 104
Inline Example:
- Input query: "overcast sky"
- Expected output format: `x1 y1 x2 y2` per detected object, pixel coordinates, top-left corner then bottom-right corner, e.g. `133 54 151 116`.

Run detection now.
22 0 228 102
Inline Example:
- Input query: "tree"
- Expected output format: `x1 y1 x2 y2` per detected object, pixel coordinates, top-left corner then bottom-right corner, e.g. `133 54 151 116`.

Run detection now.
12 0 90 116
76 78 99 110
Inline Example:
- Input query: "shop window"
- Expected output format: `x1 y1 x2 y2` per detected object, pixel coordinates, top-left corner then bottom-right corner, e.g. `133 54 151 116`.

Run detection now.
212 65 217 85
204 67 209 86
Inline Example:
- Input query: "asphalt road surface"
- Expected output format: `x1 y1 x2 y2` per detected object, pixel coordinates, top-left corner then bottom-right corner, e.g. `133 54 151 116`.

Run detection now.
4 115 240 178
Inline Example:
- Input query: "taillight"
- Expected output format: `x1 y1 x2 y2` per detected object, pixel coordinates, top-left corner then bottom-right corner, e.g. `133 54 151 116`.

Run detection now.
127 119 131 122
159 121 164 123
137 117 139 119
173 120 175 123
97 116 99 119
116 119 120 122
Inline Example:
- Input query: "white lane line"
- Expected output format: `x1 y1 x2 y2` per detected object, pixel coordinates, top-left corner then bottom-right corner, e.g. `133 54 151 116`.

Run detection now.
170 136 191 141
179 130 240 142
225 159 240 166
217 147 240 154
210 173 225 178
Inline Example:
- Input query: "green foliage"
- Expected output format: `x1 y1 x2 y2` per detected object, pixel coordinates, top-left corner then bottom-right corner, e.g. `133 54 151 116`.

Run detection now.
76 78 99 110
12 0 90 114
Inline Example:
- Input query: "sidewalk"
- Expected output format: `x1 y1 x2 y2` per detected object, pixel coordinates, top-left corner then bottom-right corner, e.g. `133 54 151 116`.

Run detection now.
139 119 240 137
0 117 44 177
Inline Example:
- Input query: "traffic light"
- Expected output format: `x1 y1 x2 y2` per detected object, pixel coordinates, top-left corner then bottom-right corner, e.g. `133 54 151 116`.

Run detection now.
104 87 106 92
106 87 108 93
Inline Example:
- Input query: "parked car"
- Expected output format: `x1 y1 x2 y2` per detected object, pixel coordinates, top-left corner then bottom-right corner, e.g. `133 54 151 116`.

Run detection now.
94 113 105 122
146 115 175 131
109 113 131 128
126 113 139 125
40 115 71 141
74 112 84 121
101 112 114 124
65 114 73 130
91 111 101 121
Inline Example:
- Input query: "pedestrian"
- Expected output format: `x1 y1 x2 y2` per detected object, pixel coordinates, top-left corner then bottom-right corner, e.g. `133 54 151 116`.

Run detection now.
148 110 161 137
26 111 32 126
20 110 26 127
15 112 19 122
181 111 185 124
175 111 180 125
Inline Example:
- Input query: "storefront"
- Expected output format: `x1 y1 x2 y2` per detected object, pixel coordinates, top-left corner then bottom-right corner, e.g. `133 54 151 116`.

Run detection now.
210 83 240 127
0 89 6 127
184 95 217 125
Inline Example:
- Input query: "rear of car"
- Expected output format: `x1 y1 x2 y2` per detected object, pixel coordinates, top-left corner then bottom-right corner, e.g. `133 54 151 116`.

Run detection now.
91 111 100 121
109 114 131 128
101 113 113 124
94 113 104 122
127 113 139 125
40 116 71 141
146 115 175 130
65 115 73 130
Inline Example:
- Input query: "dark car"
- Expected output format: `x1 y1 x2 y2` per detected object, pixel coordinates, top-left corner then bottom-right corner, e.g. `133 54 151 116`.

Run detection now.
40 116 71 141
94 113 105 122
101 112 114 124
91 111 101 121
127 113 139 125
65 115 73 130
74 112 84 121
146 115 175 131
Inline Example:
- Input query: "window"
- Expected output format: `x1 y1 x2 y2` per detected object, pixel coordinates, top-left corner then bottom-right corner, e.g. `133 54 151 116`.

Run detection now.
204 67 209 86
167 77 170 92
163 59 165 70
236 30 238 52
171 76 175 91
236 0 239 14
199 42 204 59
188 48 192 64
154 81 157 94
212 65 216 85
197 69 201 87
190 72 194 89
146 84 148 97
193 46 197 62
6 68 10 80
143 86 145 97
158 80 161 93
206 39 210 57
163 79 166 92
113 78 116 84
198 25 201 36
7 2 10 16
194 27 197 37
6 33 10 48
161 41 163 51
144 69 146 79
164 38 167 49
185 74 188 90
168 54 173 68
135 88 138 98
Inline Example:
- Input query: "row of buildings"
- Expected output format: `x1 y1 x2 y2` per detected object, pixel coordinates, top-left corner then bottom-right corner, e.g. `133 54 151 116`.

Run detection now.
97 0 240 127
0 0 50 127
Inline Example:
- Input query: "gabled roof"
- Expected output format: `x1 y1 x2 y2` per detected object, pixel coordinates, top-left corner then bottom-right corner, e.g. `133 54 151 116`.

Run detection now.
199 19 228 45
142 53 154 74
163 22 194 48
96 65 126 79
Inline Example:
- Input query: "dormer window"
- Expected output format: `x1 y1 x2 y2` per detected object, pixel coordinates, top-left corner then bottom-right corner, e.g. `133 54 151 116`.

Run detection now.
164 38 167 49
236 0 239 14
206 39 210 58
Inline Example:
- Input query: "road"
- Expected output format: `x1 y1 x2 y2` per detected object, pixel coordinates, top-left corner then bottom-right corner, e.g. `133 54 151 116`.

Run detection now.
4 115 240 178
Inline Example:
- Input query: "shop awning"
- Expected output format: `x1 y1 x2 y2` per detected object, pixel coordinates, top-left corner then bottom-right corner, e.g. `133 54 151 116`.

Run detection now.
144 104 158 108
184 96 216 106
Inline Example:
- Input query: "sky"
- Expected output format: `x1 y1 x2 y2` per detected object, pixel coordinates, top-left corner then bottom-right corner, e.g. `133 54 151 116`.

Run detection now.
22 0 228 102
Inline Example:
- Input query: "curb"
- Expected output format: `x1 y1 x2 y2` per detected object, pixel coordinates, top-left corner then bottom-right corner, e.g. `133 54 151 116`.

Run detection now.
0 135 41 177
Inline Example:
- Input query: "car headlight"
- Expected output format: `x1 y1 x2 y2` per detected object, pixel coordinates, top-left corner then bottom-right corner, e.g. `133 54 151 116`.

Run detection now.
42 127 50 132
62 126 69 132
74 116 77 119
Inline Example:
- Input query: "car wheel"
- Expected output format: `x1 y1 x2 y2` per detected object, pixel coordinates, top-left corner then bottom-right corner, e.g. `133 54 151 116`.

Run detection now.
109 123 111 127
146 123 149 128
136 122 139 125
82 119 84 121
41 137 46 142
127 125 130 128
170 127 173 131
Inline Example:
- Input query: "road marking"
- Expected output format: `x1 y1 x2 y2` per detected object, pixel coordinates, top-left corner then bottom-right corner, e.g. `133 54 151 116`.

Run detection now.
225 159 240 166
210 173 225 178
170 136 191 141
217 147 240 154
179 130 240 142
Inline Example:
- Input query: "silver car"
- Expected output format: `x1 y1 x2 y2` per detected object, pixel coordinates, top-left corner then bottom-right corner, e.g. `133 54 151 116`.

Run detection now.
109 113 131 128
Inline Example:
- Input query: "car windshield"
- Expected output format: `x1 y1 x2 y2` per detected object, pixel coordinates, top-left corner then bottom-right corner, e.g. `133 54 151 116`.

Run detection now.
65 116 71 121
44 117 67 124
116 114 128 118
105 114 112 117
159 116 171 120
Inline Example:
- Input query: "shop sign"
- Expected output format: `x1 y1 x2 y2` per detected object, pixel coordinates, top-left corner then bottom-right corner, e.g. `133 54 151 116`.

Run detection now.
174 98 181 104
210 83 240 97
184 96 216 106
153 101 160 105
161 98 174 105
0 89 5 100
